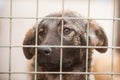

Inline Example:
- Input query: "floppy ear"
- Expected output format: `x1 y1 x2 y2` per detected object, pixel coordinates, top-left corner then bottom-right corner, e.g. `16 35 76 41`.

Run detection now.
23 27 36 59
89 20 108 53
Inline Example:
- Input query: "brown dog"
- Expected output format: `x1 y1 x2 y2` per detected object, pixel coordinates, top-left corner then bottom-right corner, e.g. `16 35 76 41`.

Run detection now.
23 11 108 80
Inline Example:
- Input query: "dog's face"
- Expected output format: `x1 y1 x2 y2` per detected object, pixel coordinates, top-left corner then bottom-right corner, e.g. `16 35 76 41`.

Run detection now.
23 11 108 72
37 18 87 71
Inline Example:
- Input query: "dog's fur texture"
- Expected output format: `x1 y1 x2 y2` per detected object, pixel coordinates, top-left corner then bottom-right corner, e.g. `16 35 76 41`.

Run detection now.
23 11 108 80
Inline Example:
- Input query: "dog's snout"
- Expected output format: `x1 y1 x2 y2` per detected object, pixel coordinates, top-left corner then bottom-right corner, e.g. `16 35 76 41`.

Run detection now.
39 47 52 55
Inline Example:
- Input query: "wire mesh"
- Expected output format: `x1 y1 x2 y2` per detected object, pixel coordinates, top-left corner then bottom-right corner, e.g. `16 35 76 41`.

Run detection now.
0 0 120 80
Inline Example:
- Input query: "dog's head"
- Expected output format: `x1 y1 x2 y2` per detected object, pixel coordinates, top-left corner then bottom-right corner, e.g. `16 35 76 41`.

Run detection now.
23 11 108 71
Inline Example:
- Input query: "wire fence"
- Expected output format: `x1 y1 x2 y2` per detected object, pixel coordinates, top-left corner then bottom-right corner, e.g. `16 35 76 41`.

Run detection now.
0 0 120 80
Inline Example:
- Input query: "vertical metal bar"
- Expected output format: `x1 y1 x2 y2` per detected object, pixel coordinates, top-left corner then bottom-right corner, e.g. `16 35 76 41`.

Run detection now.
9 0 13 80
60 0 64 80
111 0 116 79
60 21 63 80
86 0 91 80
34 0 39 80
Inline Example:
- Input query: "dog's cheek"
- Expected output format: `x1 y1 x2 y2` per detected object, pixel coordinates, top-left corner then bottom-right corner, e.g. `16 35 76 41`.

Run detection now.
62 48 80 64
63 31 76 45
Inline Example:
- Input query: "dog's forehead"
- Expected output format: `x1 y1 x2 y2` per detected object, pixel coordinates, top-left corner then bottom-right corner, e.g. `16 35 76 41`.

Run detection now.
39 11 87 32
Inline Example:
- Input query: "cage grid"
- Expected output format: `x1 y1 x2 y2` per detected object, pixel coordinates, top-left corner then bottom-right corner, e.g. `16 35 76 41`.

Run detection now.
0 0 120 80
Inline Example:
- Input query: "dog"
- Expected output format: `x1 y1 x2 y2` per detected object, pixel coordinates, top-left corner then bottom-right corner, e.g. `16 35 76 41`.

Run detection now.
23 11 108 80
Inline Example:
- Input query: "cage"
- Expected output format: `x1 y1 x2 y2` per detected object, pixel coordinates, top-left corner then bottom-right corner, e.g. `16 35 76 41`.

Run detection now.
0 0 120 80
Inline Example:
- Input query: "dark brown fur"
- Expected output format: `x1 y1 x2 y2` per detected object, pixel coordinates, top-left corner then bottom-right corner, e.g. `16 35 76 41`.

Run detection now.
23 11 108 80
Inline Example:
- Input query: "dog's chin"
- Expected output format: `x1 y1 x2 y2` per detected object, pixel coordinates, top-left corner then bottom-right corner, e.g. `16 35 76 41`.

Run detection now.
38 62 75 72
39 63 60 71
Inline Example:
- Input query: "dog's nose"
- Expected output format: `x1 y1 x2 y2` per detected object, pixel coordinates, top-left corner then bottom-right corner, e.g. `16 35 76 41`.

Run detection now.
38 47 52 55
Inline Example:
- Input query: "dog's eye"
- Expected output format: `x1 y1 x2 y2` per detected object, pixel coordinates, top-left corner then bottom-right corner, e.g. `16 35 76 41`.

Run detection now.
39 28 45 36
63 28 71 35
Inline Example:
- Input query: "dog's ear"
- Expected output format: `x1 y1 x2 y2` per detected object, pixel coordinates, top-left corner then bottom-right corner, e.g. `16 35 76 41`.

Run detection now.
23 27 36 59
89 20 108 53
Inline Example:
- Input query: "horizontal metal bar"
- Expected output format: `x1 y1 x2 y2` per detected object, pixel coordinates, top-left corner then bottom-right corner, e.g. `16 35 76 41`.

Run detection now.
0 72 120 75
0 45 120 49
0 16 120 20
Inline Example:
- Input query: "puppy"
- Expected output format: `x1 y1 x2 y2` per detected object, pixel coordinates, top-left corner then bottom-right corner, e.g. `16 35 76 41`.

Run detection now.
23 11 108 80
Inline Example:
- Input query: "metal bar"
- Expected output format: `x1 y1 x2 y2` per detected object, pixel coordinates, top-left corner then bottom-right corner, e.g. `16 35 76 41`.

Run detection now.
34 0 39 80
59 20 63 80
85 0 91 79
111 0 116 79
0 16 120 20
9 0 13 80
1 45 120 49
60 0 65 80
0 72 120 75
